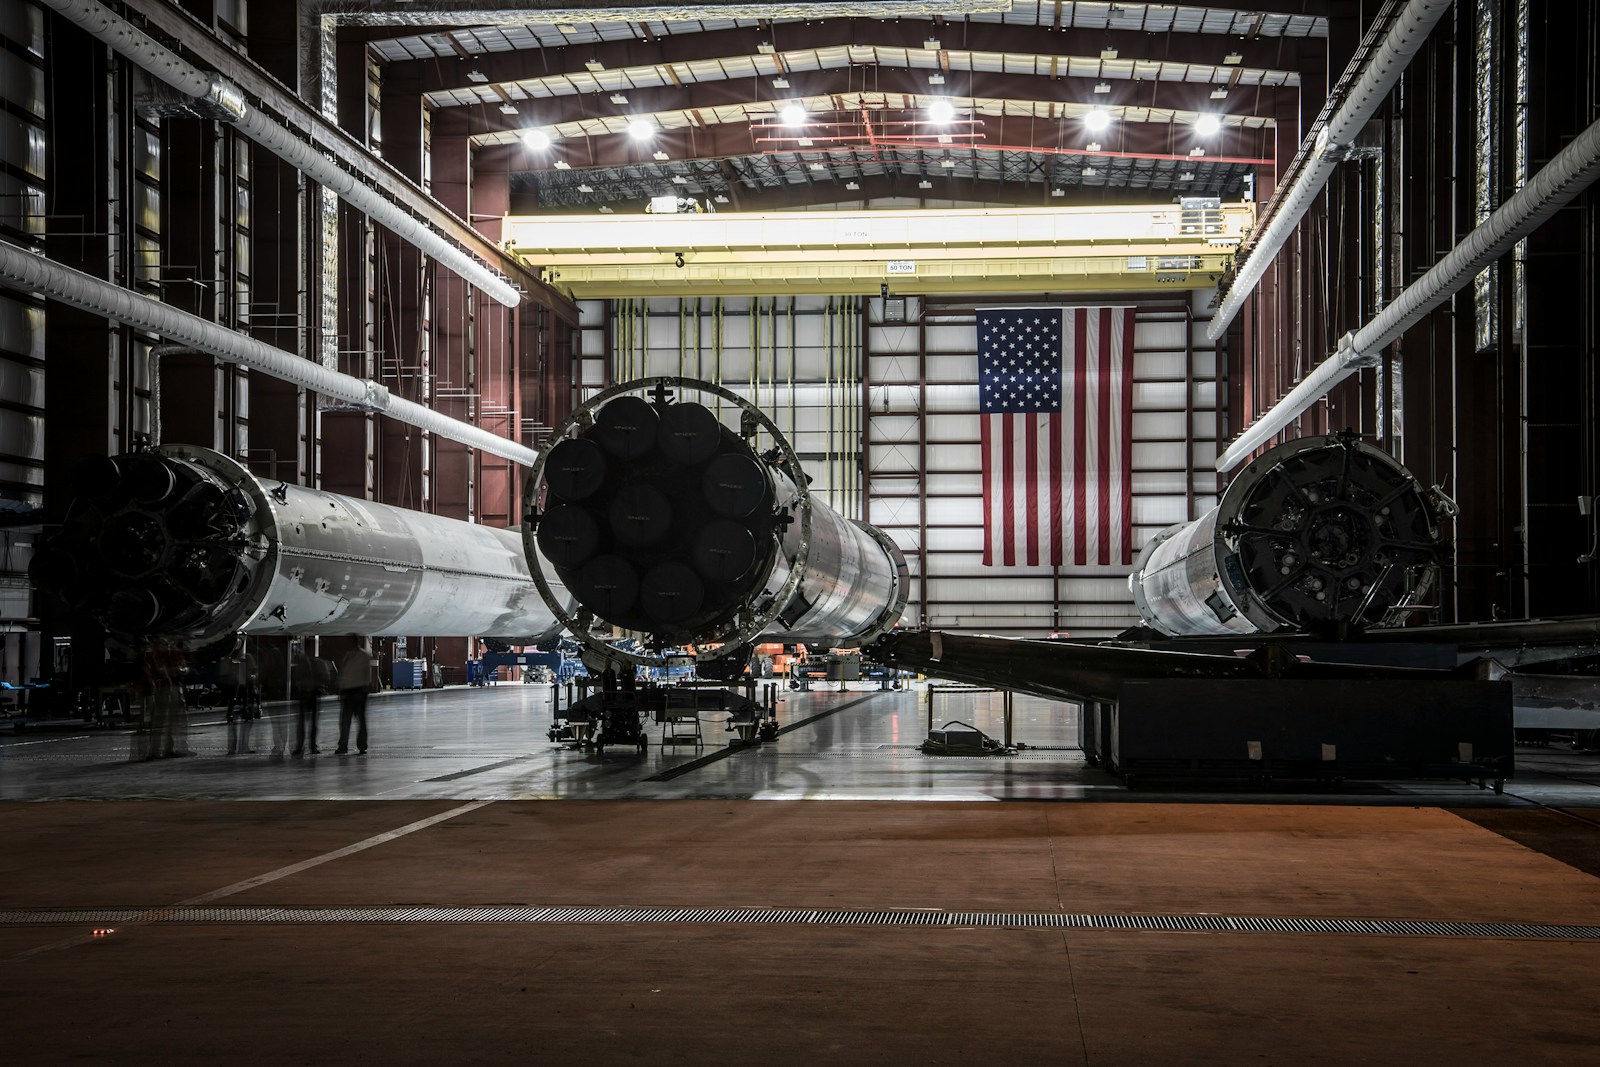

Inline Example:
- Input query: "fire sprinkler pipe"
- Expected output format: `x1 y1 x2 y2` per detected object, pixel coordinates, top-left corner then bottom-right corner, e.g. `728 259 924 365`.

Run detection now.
0 238 539 467
1206 0 1454 342
1216 113 1600 472
42 0 521 308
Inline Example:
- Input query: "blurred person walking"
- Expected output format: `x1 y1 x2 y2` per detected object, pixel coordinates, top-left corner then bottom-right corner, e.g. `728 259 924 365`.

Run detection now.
290 641 321 756
335 638 373 755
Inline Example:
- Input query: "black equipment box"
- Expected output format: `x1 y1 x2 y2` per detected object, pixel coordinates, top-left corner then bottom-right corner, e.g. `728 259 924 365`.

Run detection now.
1109 679 1513 788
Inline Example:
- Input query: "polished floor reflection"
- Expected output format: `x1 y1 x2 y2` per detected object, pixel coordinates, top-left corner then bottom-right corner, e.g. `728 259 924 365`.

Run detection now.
5 679 1599 807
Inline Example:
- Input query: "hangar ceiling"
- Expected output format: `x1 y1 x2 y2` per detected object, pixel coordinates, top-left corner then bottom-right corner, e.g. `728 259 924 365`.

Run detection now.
348 1 1333 212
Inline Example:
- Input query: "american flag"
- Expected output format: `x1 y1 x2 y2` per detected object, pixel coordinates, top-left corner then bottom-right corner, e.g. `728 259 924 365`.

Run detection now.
979 306 1135 567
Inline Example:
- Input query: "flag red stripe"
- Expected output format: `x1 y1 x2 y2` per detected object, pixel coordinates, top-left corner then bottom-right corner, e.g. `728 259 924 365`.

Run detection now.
1025 414 1039 565
1049 411 1063 563
1072 308 1088 567
1097 307 1113 565
1119 307 1136 565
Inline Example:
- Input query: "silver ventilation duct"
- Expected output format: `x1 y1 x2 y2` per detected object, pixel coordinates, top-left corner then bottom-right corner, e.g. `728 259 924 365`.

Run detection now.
0 238 538 467
1206 0 1453 343
1216 112 1600 472
41 0 520 308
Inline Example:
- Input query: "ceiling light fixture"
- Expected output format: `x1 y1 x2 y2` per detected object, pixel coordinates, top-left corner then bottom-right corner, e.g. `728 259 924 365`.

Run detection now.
940 159 955 168
522 129 552 150
1083 166 1098 176
671 175 687 184
577 183 594 192
797 137 814 146
928 73 945 85
1210 87 1228 99
772 77 790 89
1086 141 1102 152
652 150 669 161
466 70 487 83
713 194 729 203
498 103 518 115
757 42 776 54
584 59 604 72
1180 171 1195 181
1223 52 1243 65
1083 109 1111 132
609 93 629 104
1093 82 1111 94
1190 146 1205 156
554 160 571 170
1195 114 1221 136
628 118 655 141
1051 187 1065 196
918 179 933 189
781 103 806 127
1100 47 1118 60
598 205 613 213
846 181 860 190
928 98 956 124
924 38 941 50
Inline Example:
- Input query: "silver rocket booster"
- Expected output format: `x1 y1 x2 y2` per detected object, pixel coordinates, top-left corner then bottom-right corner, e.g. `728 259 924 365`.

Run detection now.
1129 432 1448 637
524 378 908 663
33 444 571 645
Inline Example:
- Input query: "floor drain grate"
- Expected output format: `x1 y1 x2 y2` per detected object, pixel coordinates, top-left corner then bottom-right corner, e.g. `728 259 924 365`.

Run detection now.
2 906 1595 941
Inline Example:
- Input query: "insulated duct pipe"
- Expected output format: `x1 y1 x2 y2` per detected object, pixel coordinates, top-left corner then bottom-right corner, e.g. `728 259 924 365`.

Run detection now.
0 238 539 467
1206 0 1453 342
41 0 520 308
1217 113 1600 472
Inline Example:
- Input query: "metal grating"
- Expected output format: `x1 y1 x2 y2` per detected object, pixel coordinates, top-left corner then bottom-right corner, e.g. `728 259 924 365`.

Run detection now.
2 907 1597 941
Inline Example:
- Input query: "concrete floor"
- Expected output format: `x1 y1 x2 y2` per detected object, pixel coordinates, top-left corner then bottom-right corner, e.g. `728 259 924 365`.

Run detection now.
4 682 1600 1064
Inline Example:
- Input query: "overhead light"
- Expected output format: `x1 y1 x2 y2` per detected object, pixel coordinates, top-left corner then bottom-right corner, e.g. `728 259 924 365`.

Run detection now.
796 137 814 147
845 181 860 190
809 162 826 171
772 77 790 89
671 175 687 184
585 59 604 72
939 159 955 168
923 38 941 50
1083 109 1111 132
652 150 669 161
937 134 953 144
498 103 518 115
1093 82 1111 94
927 98 956 124
757 42 775 54
928 73 945 85
781 103 806 127
1083 166 1098 176
628 118 655 140
713 194 729 203
555 23 578 33
1195 114 1222 136
598 205 613 213
1190 146 1206 156
522 129 552 150
1100 48 1118 60
577 183 593 192
1223 52 1243 65
554 160 571 170
918 179 933 189
466 70 488 83
609 93 629 104
1210 87 1228 100
1086 141 1102 152
1180 171 1195 181
1051 187 1064 196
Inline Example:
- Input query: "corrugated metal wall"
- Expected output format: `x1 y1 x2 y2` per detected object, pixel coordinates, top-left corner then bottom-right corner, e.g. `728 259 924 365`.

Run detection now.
579 288 1223 640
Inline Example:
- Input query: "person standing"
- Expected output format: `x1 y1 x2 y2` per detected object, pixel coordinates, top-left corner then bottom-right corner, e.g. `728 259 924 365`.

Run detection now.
290 642 320 756
335 638 372 755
